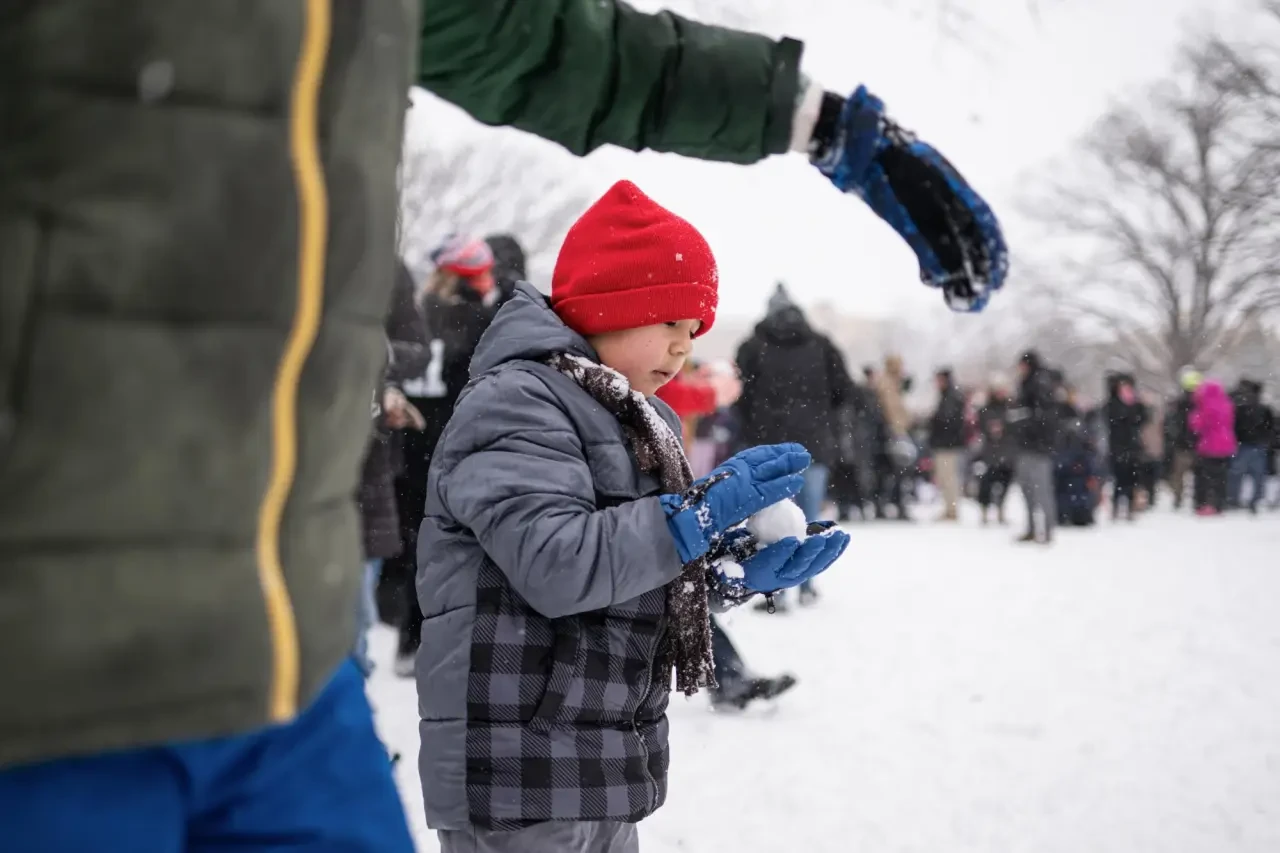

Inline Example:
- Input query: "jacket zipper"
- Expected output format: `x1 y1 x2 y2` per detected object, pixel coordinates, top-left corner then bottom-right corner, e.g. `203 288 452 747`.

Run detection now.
254 0 332 722
632 604 667 810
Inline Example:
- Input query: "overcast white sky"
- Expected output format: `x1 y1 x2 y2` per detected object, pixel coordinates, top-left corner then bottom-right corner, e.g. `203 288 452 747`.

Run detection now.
414 0 1237 321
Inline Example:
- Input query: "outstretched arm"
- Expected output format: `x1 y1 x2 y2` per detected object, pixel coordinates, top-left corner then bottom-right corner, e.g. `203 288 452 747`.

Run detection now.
417 0 805 164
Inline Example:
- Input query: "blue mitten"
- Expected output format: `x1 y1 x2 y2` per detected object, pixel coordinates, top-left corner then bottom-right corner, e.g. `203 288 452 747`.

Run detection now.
811 86 1009 312
709 525 851 601
661 443 810 564
740 528 849 593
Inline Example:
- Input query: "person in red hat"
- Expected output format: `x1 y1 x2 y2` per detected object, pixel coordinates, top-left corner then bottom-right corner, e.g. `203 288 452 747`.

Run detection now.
415 180 848 851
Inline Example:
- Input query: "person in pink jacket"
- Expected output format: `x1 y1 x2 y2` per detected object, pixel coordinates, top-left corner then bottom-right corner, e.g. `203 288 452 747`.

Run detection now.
1188 380 1237 515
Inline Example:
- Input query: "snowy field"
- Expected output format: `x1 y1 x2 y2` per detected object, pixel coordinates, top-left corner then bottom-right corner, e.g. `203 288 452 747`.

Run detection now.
368 504 1280 853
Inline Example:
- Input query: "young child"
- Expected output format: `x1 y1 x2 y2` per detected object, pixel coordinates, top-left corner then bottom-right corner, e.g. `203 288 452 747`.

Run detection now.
415 181 849 853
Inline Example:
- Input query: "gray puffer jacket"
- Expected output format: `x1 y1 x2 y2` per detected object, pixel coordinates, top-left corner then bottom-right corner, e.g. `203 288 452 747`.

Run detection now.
416 283 687 831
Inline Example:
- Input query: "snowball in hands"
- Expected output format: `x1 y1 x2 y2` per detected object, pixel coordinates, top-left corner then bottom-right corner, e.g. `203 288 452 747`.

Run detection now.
745 500 808 545
717 560 745 580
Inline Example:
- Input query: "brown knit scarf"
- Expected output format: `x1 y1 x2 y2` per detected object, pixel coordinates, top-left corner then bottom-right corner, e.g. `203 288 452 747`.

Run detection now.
546 353 716 695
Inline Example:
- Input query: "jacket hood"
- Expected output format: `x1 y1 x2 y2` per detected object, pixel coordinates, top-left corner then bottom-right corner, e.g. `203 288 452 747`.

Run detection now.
1194 379 1230 407
766 282 795 316
485 233 527 283
470 282 597 377
754 305 812 344
1234 380 1262 403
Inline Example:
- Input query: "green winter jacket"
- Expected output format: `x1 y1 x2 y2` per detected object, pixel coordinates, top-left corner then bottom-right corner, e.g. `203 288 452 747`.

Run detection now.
0 0 804 768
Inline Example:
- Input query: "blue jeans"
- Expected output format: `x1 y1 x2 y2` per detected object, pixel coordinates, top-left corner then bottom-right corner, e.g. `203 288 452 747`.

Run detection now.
0 661 414 853
797 463 830 524
354 558 382 676
795 463 829 594
1233 444 1268 509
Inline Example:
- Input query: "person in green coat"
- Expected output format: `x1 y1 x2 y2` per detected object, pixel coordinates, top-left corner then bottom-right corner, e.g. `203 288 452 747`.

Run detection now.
0 2 1006 851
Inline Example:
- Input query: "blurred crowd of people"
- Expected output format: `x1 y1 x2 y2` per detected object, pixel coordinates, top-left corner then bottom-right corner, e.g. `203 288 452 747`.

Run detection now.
646 285 1280 553
357 261 1279 682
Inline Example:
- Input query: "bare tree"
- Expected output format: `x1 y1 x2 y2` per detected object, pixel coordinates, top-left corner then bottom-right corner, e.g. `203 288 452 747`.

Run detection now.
397 108 601 284
1025 18 1280 391
1204 0 1280 132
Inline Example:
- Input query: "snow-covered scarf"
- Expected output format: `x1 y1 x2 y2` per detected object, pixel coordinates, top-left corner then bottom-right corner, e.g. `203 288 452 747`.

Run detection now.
546 353 716 695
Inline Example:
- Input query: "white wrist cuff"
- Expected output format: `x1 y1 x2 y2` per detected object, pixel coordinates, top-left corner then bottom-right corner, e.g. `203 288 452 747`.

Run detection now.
789 76 825 154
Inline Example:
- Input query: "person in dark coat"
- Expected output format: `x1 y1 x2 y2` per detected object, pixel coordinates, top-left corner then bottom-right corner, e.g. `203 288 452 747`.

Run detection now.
1164 368 1202 509
354 265 433 674
829 382 882 521
485 232 527 301
354 383 424 675
1104 374 1149 521
976 380 1015 524
1055 411 1099 527
1231 379 1274 513
928 368 967 521
389 234 507 675
736 284 854 606
1270 409 1280 509
1009 350 1060 543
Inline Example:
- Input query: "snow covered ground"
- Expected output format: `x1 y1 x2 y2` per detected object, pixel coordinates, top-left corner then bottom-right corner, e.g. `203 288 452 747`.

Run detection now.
368 504 1280 853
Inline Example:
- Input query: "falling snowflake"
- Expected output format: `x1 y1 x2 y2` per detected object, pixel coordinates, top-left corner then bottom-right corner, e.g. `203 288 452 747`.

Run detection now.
675 253 683 261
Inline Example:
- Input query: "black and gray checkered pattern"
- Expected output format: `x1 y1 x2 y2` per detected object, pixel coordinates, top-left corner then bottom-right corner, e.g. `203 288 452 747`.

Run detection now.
464 560 671 829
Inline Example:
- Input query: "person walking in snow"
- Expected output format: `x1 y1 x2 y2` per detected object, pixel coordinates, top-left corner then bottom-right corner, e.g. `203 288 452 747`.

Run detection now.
1104 374 1149 521
1137 393 1164 511
2 3 1005 848
928 368 968 521
354 383 424 675
415 181 849 851
1230 379 1273 513
976 380 1016 525
831 379 882 521
1055 410 1100 527
735 284 854 608
1188 380 1237 515
1009 350 1060 543
873 356 916 520
1164 368 1202 510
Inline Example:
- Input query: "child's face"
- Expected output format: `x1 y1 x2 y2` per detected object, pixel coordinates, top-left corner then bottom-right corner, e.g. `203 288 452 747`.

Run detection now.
589 320 700 397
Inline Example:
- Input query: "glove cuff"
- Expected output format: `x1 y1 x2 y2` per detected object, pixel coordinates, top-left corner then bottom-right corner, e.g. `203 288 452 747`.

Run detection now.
808 90 850 163
661 495 711 564
789 77 825 154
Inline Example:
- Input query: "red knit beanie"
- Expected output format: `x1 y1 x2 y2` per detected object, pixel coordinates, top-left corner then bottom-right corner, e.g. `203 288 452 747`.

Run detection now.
552 180 718 338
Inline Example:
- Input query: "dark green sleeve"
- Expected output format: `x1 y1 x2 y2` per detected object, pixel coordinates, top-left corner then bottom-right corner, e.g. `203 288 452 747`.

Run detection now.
416 0 805 164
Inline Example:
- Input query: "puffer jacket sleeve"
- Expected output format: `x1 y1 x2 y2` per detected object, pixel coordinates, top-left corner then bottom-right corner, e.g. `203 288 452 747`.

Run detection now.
434 368 685 618
417 0 804 164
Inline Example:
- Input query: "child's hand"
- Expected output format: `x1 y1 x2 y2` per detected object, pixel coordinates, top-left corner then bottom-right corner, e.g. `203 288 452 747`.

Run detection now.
661 443 810 564
714 525 850 594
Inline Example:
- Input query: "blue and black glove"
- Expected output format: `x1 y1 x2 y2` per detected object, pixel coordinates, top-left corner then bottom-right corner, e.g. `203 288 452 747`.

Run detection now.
810 86 1009 312
661 443 810 564
710 522 850 597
